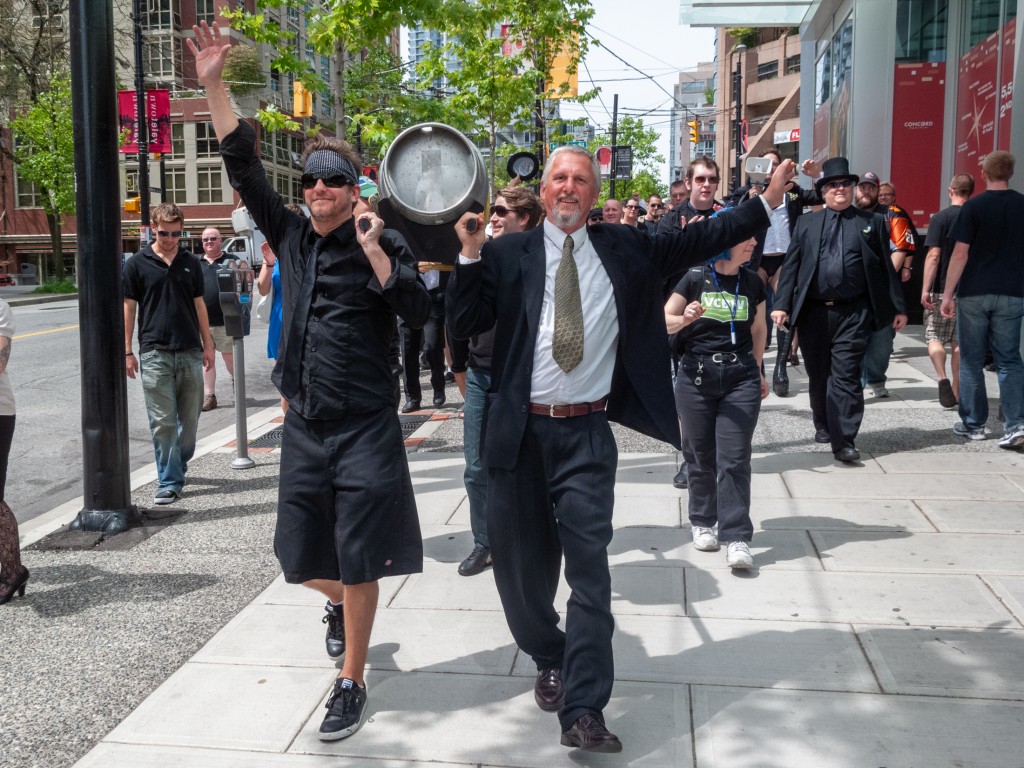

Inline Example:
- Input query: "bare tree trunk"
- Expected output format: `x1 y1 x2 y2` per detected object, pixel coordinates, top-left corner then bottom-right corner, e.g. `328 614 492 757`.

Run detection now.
45 209 65 281
488 116 496 194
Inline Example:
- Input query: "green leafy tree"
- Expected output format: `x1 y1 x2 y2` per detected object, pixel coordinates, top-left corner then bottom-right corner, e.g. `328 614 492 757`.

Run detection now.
594 116 666 203
11 72 75 280
223 0 449 135
415 0 595 190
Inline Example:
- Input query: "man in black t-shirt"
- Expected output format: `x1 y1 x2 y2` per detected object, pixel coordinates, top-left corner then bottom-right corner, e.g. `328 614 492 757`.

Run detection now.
124 203 215 506
941 151 1024 447
921 173 974 408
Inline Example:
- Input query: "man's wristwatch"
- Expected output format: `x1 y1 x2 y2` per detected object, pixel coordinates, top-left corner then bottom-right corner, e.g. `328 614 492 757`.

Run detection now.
126 351 134 356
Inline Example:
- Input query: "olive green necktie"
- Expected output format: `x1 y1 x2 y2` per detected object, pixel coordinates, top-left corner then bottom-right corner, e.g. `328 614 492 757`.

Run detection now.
552 235 584 373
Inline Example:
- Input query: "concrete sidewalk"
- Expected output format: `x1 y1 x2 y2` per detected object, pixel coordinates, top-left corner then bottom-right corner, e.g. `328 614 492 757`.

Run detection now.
7 329 1024 767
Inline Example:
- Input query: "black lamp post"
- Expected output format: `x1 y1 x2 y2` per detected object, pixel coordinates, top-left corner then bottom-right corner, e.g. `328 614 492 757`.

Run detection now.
732 43 746 191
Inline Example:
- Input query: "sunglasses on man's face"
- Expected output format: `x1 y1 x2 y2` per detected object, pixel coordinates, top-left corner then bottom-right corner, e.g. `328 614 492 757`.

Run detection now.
202 236 220 243
693 175 719 186
491 204 517 217
301 174 352 190
826 179 856 191
156 230 182 238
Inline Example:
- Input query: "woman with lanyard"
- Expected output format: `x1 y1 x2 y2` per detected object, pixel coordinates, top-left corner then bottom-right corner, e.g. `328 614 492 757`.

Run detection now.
665 221 768 569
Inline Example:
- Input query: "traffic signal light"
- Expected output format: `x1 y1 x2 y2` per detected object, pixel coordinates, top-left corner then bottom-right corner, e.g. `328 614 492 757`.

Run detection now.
293 81 313 117
688 119 699 144
124 197 140 213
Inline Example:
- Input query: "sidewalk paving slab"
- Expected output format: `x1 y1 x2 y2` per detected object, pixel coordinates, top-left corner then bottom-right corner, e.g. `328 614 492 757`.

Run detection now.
812 530 1024 574
685 569 1017 627
691 686 1024 768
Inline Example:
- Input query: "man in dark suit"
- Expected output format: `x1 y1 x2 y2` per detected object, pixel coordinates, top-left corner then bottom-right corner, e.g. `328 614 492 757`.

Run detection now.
771 157 907 462
448 146 796 752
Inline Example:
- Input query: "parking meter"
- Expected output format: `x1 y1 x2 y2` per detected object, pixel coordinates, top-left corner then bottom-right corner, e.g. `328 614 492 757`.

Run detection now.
216 261 257 470
217 261 254 339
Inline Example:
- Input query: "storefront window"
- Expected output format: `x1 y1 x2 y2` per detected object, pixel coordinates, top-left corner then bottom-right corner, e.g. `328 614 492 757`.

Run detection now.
896 0 948 62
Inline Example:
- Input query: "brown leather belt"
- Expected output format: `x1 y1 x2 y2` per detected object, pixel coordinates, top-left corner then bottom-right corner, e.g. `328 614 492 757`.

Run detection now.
528 398 608 418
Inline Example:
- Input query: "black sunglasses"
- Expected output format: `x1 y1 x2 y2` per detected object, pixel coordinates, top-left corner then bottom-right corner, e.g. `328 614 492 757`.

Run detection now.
201 236 220 243
301 174 352 190
156 230 182 238
624 204 640 210
491 204 517 217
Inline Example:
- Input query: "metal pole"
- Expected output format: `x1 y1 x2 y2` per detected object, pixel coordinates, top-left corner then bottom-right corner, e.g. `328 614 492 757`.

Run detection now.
230 337 255 469
610 94 619 200
133 0 150 243
733 48 745 192
68 0 138 533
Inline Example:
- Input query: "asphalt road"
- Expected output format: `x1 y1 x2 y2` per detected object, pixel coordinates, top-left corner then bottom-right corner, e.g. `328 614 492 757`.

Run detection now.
2 294 281 525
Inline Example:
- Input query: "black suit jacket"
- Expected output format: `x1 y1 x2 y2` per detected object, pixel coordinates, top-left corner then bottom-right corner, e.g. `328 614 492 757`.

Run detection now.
447 200 770 470
774 206 906 332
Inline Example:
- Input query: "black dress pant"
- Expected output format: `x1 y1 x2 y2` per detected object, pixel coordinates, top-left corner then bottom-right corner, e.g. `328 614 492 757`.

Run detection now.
399 290 445 401
798 298 872 453
487 412 618 731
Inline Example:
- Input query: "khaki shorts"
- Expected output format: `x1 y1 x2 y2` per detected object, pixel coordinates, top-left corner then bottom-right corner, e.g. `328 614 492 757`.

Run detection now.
209 324 234 354
924 293 957 346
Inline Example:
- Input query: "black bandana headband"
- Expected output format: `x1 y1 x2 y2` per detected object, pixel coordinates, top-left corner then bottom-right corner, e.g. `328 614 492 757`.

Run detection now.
304 150 358 185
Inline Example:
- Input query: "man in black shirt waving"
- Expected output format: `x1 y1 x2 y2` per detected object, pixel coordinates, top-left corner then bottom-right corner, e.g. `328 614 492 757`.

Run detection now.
190 22 431 742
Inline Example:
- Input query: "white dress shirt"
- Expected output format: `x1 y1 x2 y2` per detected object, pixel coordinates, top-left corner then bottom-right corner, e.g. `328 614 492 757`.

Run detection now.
529 219 618 404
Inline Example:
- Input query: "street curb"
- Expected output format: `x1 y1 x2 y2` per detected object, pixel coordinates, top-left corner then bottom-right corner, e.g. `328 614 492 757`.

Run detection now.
17 403 283 548
3 293 78 307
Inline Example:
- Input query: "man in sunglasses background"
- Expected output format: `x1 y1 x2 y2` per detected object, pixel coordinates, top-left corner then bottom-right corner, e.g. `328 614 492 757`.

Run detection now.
657 156 724 234
190 22 431 742
196 227 238 411
771 157 907 463
123 202 215 506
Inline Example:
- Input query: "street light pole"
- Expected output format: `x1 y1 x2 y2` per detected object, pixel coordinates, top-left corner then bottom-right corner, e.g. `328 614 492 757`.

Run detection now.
732 43 746 192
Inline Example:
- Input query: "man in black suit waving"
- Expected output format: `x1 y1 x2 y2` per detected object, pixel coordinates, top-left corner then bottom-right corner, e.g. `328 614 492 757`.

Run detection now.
448 146 795 752
771 157 907 462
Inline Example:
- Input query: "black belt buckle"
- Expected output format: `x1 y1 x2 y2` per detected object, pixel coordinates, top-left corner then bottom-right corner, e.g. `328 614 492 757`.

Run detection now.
711 352 738 364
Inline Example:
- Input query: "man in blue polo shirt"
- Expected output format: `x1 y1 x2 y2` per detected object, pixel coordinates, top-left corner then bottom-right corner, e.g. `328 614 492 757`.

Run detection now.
124 202 215 505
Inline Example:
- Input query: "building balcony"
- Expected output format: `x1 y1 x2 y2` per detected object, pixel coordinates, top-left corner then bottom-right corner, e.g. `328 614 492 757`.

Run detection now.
745 71 799 107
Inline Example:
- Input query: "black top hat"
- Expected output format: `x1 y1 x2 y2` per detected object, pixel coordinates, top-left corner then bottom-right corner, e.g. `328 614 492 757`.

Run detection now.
816 156 858 194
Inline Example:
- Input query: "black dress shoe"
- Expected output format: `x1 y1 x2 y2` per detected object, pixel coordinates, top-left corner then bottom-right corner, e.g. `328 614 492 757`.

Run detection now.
432 393 446 407
672 462 688 489
814 428 830 444
458 545 492 576
401 399 421 413
772 367 789 397
560 714 622 753
835 446 860 463
534 667 565 712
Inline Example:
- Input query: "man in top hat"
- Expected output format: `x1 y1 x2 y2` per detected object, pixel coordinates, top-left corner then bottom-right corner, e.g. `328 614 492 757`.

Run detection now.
771 157 907 462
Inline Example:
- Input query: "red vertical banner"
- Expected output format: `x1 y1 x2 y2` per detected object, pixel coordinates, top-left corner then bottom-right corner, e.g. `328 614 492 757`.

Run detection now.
118 89 172 154
954 31 999 172
891 62 945 224
997 18 1015 150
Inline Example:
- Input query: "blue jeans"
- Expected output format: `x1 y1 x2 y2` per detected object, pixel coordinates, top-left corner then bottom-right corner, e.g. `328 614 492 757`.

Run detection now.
463 367 490 548
956 294 1024 431
140 349 204 493
860 326 895 387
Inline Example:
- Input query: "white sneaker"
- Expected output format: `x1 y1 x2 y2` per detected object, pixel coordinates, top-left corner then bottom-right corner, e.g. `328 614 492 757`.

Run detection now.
998 425 1024 449
725 541 754 569
692 526 719 551
953 421 989 440
866 382 889 398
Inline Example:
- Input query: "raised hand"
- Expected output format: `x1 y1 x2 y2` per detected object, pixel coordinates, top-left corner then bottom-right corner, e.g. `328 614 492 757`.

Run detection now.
186 21 232 87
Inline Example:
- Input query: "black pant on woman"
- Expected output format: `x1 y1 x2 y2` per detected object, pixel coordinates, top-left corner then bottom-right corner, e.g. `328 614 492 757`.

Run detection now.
0 415 25 600
676 353 761 543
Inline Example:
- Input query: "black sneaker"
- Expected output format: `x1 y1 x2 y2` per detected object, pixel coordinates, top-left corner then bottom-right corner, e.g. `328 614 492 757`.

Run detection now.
153 489 179 505
318 677 368 740
938 379 957 408
322 601 346 659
